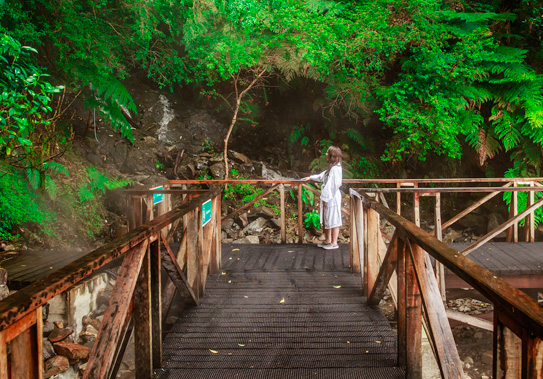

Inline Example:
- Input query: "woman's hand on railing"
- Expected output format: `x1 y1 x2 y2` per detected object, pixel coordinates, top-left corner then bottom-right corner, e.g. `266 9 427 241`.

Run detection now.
301 177 311 181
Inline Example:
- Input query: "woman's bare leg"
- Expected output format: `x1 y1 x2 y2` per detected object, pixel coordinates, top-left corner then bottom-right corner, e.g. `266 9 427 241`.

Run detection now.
324 228 332 244
331 227 340 245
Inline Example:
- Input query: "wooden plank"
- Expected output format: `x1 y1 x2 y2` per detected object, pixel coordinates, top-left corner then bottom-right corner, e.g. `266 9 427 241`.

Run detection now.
186 210 200 301
109 315 133 379
397 237 407 368
495 316 522 379
413 190 420 227
280 184 286 243
461 196 543 256
529 183 535 243
522 333 543 378
221 184 279 223
405 240 422 378
10 326 41 379
366 207 380 297
209 195 221 274
197 210 205 296
83 240 149 379
396 183 401 215
298 185 303 244
350 197 360 273
150 241 162 369
3 308 37 343
407 242 464 378
354 199 365 278
446 309 493 331
0 332 7 379
134 245 152 379
368 231 401 306
160 234 198 305
378 231 398 306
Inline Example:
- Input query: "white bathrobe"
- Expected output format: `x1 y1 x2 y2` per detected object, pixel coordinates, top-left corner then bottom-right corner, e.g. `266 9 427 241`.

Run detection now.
310 164 343 229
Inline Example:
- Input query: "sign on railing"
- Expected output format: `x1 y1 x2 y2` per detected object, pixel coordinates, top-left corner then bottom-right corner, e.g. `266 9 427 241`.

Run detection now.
151 186 164 204
202 199 212 226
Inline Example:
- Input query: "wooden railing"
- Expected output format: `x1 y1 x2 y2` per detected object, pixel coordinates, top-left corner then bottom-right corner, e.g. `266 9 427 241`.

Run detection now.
350 189 543 378
0 188 221 378
169 177 543 247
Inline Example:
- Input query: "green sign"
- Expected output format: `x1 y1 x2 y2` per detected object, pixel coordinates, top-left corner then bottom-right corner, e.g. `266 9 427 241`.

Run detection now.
202 199 212 226
152 186 164 205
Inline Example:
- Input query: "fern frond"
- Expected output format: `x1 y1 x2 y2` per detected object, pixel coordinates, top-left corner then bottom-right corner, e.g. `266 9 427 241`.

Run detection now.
345 128 367 148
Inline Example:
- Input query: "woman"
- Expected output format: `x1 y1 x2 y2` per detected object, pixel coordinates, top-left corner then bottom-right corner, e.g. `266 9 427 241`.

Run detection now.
302 146 343 249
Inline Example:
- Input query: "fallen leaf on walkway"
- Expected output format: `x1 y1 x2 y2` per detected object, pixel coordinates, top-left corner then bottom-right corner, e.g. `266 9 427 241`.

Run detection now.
221 272 227 275
228 280 232 283
288 250 294 252
209 349 218 354
244 296 248 298
279 298 285 304
232 248 240 251
333 285 341 289
375 340 381 344
238 344 245 347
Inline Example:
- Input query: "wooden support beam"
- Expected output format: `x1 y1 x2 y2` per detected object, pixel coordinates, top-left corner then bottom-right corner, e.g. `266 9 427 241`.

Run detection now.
298 185 303 244
108 311 133 379
83 240 149 379
445 309 493 331
186 210 200 301
134 245 152 379
495 313 522 379
436 182 512 233
150 241 162 369
407 242 464 378
405 240 422 378
365 207 380 297
160 234 198 305
368 231 402 306
461 195 543 256
522 332 543 378
209 195 221 274
397 237 407 368
0 332 7 379
350 197 361 274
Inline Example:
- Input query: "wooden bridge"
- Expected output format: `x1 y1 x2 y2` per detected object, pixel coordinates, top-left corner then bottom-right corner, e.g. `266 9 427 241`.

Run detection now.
0 178 543 378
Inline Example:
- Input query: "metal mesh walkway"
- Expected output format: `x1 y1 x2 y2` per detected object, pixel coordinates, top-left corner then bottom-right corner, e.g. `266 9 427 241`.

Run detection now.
155 244 404 378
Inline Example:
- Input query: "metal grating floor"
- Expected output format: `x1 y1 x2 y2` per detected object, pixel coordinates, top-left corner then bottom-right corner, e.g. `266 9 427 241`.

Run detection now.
155 244 404 378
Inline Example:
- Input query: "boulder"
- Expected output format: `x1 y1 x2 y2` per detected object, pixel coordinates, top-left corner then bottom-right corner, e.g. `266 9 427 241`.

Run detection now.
243 217 267 234
79 324 98 343
43 340 56 360
53 342 91 361
48 328 74 343
246 235 260 244
238 213 249 228
44 355 69 378
229 150 250 164
42 321 54 336
209 163 225 179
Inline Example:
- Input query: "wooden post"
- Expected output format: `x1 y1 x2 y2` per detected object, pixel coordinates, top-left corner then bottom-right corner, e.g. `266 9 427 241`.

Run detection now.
508 182 518 243
434 193 446 301
197 208 205 296
150 240 162 369
397 237 407 368
396 182 401 216
6 307 43 379
298 185 303 244
350 196 360 273
529 182 535 243
494 313 522 379
406 241 422 378
413 191 420 227
209 195 221 274
0 331 7 379
522 332 543 378
365 205 379 297
186 209 200 301
133 245 152 378
280 184 286 243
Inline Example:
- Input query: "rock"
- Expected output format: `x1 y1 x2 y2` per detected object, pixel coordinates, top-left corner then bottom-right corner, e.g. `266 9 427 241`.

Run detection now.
238 213 249 228
221 231 228 240
443 228 462 243
243 217 267 234
53 342 91 361
260 207 277 218
481 351 493 365
44 355 69 378
222 218 234 231
78 362 88 375
232 238 251 244
43 340 56 360
270 218 281 228
464 356 474 365
54 321 64 329
43 321 54 336
48 328 74 343
79 324 98 343
209 163 225 179
223 238 233 243
229 150 250 164
246 235 260 244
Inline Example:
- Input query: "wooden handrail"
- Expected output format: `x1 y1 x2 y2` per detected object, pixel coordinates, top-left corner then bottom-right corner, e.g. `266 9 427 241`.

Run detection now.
350 188 543 378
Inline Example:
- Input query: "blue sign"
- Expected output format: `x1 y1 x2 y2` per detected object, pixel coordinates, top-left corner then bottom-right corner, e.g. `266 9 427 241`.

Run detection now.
152 186 164 205
202 199 212 226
